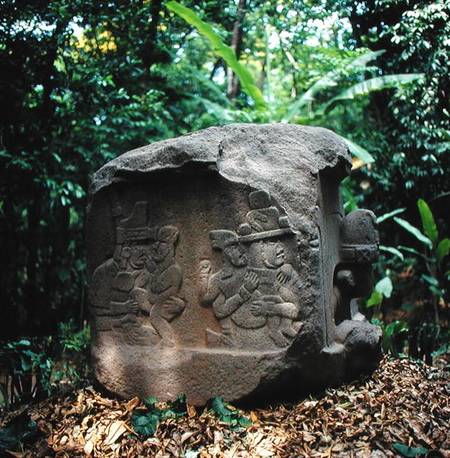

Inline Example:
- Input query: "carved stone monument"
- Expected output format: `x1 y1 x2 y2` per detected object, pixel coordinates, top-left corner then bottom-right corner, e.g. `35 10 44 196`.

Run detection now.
87 124 381 405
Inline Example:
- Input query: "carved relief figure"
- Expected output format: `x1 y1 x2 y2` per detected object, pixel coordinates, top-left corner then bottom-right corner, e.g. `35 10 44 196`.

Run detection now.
147 226 185 347
249 242 303 347
198 190 303 349
90 202 154 338
198 231 260 347
90 201 185 346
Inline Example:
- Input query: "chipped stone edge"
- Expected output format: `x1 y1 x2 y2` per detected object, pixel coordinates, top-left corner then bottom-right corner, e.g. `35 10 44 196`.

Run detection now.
89 123 351 196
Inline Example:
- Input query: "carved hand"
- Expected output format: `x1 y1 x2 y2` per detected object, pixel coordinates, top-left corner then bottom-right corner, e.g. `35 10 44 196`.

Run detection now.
250 300 265 316
243 271 259 293
251 296 282 317
162 296 185 317
277 270 290 285
127 300 140 314
198 259 212 277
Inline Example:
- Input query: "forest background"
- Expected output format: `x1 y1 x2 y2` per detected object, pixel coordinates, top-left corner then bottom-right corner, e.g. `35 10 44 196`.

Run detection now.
0 0 448 407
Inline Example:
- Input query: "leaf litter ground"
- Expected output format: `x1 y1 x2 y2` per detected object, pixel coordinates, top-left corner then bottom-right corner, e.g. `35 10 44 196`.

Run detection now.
1 357 448 457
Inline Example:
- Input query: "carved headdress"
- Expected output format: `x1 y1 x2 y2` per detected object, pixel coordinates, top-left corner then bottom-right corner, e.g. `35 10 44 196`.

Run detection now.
237 190 292 243
116 201 156 245
339 209 379 264
209 230 239 250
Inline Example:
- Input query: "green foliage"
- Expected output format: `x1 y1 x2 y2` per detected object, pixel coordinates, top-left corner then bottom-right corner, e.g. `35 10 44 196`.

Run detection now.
366 274 393 309
379 246 404 262
417 199 438 246
58 321 90 352
166 1 265 108
372 318 409 358
210 397 252 428
394 217 433 250
341 137 374 164
132 395 187 437
376 208 406 224
167 4 421 165
395 199 448 301
325 74 424 110
369 198 448 361
392 442 429 457
0 413 38 453
0 0 448 370
0 321 90 408
437 239 450 263
282 50 383 123
335 0 449 214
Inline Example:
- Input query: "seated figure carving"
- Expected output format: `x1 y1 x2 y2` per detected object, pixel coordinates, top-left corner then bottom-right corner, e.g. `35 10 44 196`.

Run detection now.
198 230 260 347
89 202 185 347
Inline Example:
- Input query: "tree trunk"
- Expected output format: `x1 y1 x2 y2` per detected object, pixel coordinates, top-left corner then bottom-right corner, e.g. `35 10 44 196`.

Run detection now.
227 0 246 99
142 0 163 80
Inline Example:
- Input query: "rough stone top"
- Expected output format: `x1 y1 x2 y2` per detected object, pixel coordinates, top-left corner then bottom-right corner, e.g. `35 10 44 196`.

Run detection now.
91 123 350 195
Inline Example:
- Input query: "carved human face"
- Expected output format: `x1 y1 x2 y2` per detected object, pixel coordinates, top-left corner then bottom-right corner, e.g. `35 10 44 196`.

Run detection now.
128 245 150 269
224 243 248 267
151 240 173 263
263 243 285 268
335 265 373 298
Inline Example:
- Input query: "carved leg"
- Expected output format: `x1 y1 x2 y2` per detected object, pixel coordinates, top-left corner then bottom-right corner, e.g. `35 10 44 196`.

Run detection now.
267 316 290 347
205 318 235 347
149 305 176 347
280 318 299 338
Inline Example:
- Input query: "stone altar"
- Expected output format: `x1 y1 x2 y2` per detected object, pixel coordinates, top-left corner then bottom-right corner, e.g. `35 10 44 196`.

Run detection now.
87 124 381 405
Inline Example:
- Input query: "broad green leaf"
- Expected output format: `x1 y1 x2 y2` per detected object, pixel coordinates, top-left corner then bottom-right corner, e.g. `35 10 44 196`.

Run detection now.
283 75 337 122
431 343 450 358
366 290 383 307
379 245 404 261
341 137 375 164
211 397 232 418
143 396 158 409
417 199 438 246
350 49 385 67
326 74 424 110
421 274 439 287
375 276 393 298
437 238 450 262
166 1 265 109
210 397 251 428
394 217 432 249
429 285 444 298
283 50 384 122
238 417 252 427
376 208 405 224
341 183 359 213
17 339 31 346
392 442 429 457
384 321 408 338
397 245 432 262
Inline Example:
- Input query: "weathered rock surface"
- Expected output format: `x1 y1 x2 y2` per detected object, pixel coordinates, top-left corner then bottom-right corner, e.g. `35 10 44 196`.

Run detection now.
87 123 381 405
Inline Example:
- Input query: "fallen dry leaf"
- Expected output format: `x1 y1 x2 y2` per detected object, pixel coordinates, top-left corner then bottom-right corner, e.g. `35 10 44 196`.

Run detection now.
104 420 127 446
1 356 448 458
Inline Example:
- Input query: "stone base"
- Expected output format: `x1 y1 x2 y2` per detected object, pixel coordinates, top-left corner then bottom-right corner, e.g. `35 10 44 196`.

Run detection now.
92 338 290 405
